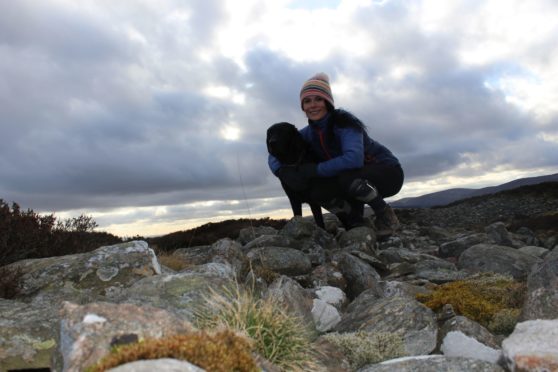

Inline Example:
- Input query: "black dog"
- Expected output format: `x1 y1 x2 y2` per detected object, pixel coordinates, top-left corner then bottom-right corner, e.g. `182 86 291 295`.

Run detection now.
267 122 325 227
267 122 360 229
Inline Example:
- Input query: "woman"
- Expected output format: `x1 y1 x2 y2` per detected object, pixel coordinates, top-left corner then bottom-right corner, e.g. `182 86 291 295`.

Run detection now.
269 72 404 234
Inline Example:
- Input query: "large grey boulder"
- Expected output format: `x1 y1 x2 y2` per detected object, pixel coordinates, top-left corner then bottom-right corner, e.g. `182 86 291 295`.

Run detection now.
457 244 542 280
521 247 558 319
111 272 235 322
5 241 160 305
335 296 438 355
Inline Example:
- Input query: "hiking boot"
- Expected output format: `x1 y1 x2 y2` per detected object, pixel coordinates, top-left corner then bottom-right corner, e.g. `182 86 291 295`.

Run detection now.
348 179 378 202
374 205 400 237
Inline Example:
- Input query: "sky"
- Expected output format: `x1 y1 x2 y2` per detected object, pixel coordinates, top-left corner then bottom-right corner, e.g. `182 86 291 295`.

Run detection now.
1 0 557 237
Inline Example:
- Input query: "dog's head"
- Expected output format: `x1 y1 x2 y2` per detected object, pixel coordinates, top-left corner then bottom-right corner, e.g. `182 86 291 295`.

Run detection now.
266 122 306 165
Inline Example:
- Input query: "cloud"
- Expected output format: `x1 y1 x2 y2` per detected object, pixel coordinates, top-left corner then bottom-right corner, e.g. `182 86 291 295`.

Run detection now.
1 0 557 236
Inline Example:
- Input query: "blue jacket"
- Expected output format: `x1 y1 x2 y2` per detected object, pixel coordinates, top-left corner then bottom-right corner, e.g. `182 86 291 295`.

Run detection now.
269 109 400 177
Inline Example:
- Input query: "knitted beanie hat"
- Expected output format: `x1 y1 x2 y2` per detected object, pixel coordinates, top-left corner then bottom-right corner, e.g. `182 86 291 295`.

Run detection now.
299 72 334 109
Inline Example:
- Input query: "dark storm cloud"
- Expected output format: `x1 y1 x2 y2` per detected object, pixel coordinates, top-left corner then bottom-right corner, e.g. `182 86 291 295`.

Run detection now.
1 0 557 236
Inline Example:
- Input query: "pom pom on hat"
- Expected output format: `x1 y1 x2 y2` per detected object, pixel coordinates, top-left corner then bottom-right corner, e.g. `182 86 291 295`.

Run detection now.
300 72 334 108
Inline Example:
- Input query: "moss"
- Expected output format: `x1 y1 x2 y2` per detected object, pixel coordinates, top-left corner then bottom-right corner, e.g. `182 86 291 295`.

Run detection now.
488 308 521 334
86 329 258 372
323 331 406 370
416 273 526 333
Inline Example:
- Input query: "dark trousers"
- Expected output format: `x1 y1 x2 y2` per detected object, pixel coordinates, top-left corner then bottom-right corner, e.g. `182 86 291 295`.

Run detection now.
307 163 404 214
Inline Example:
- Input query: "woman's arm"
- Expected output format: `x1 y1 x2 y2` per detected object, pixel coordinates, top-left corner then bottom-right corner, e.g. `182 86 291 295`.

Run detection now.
316 126 364 177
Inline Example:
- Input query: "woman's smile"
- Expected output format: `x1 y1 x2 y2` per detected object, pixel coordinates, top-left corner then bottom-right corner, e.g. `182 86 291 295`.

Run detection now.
302 96 328 121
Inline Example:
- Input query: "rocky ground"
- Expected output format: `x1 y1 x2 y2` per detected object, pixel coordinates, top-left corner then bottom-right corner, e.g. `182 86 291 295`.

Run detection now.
0 183 557 371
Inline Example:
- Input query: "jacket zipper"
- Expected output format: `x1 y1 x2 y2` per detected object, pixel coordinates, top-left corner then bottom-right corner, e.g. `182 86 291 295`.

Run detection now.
316 128 332 160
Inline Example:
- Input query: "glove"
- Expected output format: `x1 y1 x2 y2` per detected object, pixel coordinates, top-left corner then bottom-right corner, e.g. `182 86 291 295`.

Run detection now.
298 163 318 179
277 166 308 192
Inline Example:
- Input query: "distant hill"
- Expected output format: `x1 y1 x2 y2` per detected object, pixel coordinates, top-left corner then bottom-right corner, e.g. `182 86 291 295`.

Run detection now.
392 173 558 208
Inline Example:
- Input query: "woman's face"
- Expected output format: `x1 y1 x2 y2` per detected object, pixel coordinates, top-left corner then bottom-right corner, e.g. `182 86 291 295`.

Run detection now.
302 95 328 121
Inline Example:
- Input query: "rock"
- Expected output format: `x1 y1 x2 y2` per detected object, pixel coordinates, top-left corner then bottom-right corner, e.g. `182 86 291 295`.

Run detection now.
517 245 549 258
309 263 347 291
521 248 558 320
338 226 377 252
246 246 312 276
173 245 212 265
241 234 292 252
206 238 247 278
312 337 352 372
55 301 194 372
335 296 438 355
357 355 504 371
439 233 488 258
439 316 501 350
334 252 381 300
188 262 235 280
107 358 204 372
6 241 160 305
413 259 468 284
380 280 431 299
501 319 558 372
237 225 278 245
457 244 542 280
279 216 338 252
312 299 341 332
111 272 235 322
265 276 314 326
485 222 515 247
440 331 501 364
313 285 348 310
0 299 58 371
378 247 438 264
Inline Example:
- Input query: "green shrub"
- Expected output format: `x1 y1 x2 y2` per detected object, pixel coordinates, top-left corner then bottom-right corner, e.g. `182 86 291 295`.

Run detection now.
148 218 286 251
0 199 121 266
196 285 318 371
323 331 406 369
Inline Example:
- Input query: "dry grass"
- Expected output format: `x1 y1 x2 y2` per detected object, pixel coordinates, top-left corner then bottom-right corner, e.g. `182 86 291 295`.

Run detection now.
156 251 192 271
86 329 257 372
195 285 319 371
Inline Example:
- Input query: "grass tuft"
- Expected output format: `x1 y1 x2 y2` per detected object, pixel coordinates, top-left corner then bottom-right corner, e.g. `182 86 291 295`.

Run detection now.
196 285 318 371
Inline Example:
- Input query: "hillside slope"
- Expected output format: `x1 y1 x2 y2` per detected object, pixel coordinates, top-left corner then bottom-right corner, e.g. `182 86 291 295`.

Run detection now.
392 173 558 208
